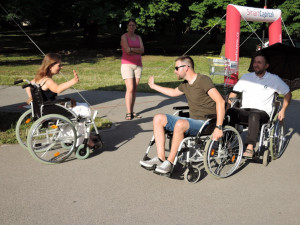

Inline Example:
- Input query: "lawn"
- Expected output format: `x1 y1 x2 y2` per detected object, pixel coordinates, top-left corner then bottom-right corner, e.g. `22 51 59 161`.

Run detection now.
0 28 299 144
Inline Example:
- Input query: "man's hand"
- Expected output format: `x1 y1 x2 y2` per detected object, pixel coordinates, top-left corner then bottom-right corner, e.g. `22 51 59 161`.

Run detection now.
212 128 223 141
148 76 155 89
278 109 285 121
73 70 79 83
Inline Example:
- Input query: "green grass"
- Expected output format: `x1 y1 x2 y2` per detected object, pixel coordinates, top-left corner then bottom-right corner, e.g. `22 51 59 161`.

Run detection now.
1 53 299 98
1 29 299 145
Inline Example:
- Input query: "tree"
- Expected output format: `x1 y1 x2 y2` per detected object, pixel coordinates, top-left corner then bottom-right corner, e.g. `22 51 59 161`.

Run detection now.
278 0 300 39
121 0 181 35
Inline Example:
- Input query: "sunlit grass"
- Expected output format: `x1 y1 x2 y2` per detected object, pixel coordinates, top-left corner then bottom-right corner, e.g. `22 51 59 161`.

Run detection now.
1 53 299 98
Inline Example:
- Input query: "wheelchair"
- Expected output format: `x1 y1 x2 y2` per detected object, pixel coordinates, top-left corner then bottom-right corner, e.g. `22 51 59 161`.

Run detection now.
14 79 103 164
141 106 243 184
228 92 285 166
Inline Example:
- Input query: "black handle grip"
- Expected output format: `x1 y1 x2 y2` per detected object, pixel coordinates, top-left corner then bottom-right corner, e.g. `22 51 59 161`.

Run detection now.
14 80 24 85
22 84 31 89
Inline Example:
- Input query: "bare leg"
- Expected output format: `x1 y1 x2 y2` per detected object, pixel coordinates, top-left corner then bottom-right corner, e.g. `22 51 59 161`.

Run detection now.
167 120 189 163
153 114 168 161
124 78 135 114
131 78 140 113
246 144 254 150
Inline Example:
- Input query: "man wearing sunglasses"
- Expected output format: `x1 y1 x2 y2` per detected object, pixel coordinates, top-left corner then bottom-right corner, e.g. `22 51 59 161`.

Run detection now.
140 55 225 175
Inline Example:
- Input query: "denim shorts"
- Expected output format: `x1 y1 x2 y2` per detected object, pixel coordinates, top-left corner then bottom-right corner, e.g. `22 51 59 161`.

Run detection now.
165 114 206 136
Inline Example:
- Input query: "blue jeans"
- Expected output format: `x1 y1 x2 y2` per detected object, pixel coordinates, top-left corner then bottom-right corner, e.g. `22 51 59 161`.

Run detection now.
165 114 206 136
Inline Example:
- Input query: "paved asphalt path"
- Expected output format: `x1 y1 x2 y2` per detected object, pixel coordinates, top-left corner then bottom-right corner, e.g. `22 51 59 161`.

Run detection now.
0 85 299 225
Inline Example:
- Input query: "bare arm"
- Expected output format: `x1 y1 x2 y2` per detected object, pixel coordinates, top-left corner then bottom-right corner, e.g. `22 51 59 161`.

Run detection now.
45 70 79 94
130 36 144 54
208 88 225 140
120 34 131 54
278 91 292 121
148 76 183 97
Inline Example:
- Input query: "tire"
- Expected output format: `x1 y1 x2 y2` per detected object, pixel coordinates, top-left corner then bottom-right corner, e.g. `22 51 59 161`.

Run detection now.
15 109 34 150
184 165 201 184
262 149 271 167
75 144 90 160
270 116 285 160
204 125 243 179
27 114 77 164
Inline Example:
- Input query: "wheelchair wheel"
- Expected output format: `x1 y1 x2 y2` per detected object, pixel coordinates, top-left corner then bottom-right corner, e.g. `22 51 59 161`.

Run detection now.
184 165 201 184
270 116 285 160
16 109 34 150
263 149 271 166
27 114 77 164
204 125 243 179
75 144 90 160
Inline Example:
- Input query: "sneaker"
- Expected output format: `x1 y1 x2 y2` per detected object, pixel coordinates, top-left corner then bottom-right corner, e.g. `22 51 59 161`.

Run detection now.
154 160 173 174
140 157 163 170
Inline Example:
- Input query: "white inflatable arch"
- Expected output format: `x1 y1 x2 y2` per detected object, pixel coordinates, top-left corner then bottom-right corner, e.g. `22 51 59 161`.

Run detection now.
225 4 282 85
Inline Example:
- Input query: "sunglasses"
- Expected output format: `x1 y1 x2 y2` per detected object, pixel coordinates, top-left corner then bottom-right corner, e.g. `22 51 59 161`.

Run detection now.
175 65 188 71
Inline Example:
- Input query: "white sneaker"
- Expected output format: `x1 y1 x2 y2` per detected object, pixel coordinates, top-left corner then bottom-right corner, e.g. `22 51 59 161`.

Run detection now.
140 157 163 170
155 160 173 174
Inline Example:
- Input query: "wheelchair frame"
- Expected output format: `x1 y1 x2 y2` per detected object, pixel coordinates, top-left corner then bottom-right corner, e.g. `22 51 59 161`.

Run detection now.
14 79 102 164
142 106 243 183
229 93 285 166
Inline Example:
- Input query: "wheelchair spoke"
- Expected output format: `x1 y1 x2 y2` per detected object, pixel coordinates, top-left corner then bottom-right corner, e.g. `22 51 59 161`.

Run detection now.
204 126 243 178
27 114 77 164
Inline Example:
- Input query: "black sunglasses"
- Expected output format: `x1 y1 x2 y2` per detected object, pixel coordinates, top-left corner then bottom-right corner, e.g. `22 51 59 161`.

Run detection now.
175 65 188 71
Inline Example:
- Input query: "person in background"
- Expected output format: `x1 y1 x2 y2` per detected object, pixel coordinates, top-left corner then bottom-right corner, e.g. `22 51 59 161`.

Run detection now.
120 19 144 120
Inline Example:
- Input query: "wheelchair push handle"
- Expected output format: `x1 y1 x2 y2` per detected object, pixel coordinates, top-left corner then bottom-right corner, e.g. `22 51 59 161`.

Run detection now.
22 84 32 89
14 79 25 85
14 79 30 85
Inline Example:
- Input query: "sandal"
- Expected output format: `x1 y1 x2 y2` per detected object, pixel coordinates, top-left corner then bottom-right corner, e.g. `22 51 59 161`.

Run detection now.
125 113 134 120
132 112 142 118
243 149 254 159
88 135 104 149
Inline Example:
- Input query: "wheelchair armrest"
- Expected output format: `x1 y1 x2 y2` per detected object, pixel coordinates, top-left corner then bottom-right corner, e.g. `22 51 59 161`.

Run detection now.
173 106 189 110
43 98 71 106
205 114 216 119
229 98 241 108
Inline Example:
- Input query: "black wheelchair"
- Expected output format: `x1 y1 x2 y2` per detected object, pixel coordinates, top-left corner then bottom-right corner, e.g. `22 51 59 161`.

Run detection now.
14 79 103 164
228 92 285 166
141 106 243 183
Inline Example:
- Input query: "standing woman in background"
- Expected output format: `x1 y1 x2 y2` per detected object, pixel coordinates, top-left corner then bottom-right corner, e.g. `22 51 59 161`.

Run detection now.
120 19 144 120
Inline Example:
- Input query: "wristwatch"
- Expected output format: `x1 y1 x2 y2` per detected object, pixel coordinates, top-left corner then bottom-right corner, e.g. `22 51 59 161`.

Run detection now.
215 125 223 130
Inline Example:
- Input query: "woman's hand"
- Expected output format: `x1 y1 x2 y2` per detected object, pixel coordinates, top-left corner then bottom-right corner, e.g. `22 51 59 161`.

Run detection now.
148 76 155 89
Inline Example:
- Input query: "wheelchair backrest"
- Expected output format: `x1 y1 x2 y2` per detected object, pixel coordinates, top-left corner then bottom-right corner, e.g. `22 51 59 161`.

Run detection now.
30 84 76 120
268 92 281 122
30 84 44 119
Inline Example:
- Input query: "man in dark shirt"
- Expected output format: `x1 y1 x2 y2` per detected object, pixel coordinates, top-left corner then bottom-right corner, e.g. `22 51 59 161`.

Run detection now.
140 55 225 175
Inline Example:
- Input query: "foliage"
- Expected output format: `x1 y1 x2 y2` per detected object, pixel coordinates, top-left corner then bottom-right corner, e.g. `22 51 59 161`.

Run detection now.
1 0 299 39
122 0 181 35
279 0 300 39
